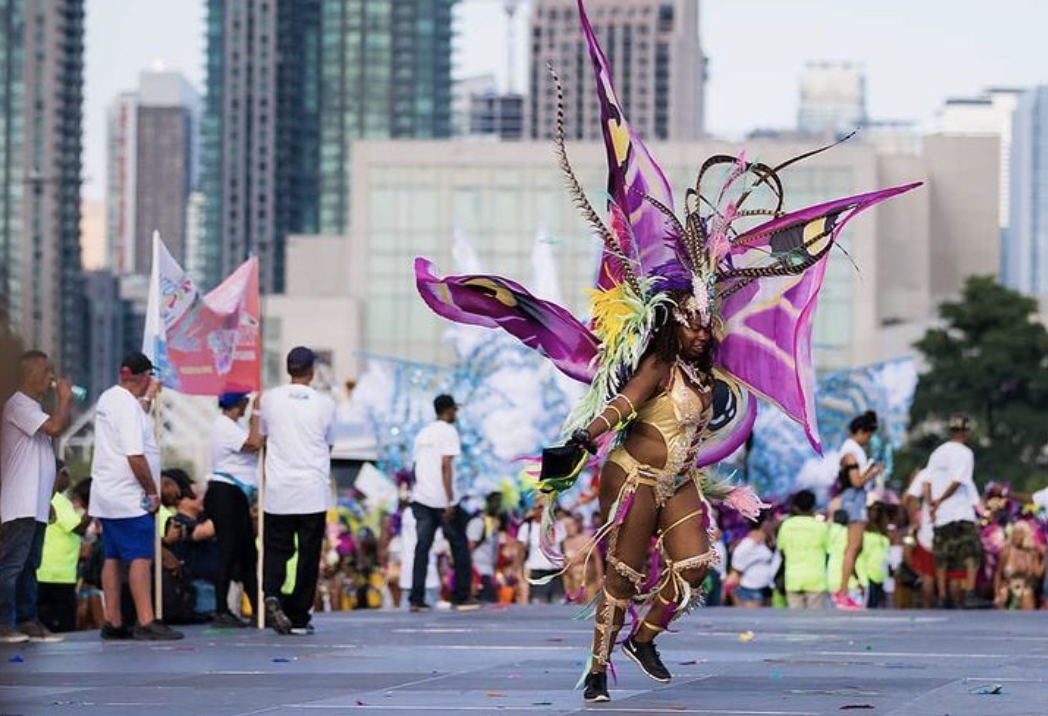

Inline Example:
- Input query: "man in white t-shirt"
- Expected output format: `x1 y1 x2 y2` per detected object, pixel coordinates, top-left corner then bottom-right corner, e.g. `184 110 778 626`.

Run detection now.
259 347 336 635
204 391 262 628
924 415 987 609
408 394 477 612
90 351 182 640
0 350 71 643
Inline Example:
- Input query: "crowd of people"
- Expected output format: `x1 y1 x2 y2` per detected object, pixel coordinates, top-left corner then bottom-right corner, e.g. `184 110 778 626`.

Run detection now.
1 348 1047 645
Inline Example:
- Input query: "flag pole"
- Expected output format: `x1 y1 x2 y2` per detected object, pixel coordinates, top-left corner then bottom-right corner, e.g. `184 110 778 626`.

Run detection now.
153 390 164 621
255 258 266 629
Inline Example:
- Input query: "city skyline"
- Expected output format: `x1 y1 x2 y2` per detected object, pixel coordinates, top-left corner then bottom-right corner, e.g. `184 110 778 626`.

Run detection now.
83 0 1048 203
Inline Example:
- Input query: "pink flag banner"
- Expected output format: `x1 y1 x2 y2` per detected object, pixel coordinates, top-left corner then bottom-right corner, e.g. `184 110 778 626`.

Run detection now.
144 235 261 395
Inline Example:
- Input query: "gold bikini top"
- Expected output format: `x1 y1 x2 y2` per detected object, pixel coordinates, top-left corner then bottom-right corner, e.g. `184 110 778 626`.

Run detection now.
634 363 712 474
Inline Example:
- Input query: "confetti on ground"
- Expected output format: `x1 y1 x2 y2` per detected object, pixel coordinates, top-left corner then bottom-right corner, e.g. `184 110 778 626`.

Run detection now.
486 691 506 697
969 684 1004 695
839 704 875 711
271 657 294 663
532 702 553 706
738 631 755 643
7 655 23 663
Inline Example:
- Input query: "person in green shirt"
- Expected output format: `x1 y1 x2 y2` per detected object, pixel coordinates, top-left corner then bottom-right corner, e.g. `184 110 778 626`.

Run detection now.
777 490 829 608
37 462 90 632
856 502 891 608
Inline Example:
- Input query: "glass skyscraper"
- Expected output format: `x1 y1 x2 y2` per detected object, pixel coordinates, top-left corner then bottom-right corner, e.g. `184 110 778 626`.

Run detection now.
0 0 85 376
200 0 456 293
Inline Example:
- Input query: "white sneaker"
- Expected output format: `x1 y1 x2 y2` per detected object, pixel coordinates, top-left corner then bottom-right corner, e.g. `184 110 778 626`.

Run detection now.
0 625 29 643
18 620 64 643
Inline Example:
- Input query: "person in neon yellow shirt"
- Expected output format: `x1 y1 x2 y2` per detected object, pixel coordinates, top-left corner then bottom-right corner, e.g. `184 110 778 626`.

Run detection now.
37 463 90 632
856 502 891 608
777 490 828 608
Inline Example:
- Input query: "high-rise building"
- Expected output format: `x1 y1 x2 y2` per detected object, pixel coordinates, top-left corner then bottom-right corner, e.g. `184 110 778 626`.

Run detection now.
106 92 137 274
1005 87 1048 299
528 0 705 142
798 62 866 137
133 71 198 274
0 0 86 376
105 71 199 276
200 0 457 293
318 0 456 235
468 91 525 140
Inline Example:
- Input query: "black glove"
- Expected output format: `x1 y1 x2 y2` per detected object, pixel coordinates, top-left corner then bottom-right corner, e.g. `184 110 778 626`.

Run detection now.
568 429 597 455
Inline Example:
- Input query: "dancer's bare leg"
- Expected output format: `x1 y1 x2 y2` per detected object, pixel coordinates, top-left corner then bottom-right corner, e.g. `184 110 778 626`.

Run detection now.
635 482 712 644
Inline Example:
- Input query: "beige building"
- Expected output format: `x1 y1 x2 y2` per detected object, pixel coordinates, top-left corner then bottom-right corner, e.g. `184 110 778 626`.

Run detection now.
271 133 998 380
527 0 704 141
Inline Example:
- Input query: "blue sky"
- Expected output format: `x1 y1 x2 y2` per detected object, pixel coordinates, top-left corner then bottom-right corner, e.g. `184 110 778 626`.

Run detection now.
83 0 1048 200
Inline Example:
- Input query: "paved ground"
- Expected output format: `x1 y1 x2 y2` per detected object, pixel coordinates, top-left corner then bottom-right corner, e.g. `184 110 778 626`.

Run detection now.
0 606 1046 716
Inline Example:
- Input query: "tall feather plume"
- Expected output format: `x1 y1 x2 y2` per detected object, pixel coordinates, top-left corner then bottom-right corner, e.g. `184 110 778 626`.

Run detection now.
548 62 641 295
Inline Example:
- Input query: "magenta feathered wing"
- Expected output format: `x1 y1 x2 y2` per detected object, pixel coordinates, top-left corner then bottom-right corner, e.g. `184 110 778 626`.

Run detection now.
576 0 688 291
715 184 921 453
414 258 598 384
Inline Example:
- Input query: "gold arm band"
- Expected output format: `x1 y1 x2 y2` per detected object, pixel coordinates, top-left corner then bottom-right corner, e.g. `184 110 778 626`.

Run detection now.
595 414 614 432
613 393 637 417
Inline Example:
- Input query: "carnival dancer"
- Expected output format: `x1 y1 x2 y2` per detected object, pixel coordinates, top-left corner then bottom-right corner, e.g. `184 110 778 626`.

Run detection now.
414 0 919 702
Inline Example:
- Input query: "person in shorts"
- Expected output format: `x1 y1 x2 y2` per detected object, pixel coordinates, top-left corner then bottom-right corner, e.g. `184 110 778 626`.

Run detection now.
833 411 884 610
925 415 988 609
90 352 182 640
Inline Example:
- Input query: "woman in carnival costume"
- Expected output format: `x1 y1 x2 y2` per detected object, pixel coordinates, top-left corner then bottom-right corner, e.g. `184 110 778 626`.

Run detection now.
414 0 919 703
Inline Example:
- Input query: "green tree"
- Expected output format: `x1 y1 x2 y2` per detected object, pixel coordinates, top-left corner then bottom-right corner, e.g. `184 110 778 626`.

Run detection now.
901 275 1048 492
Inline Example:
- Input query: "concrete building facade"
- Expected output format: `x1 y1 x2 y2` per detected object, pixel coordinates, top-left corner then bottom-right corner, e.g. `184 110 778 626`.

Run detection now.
262 136 996 380
528 0 704 142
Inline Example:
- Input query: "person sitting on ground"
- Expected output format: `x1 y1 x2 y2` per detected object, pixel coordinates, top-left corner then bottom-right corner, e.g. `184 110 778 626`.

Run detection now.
162 469 218 622
777 490 828 609
36 461 91 633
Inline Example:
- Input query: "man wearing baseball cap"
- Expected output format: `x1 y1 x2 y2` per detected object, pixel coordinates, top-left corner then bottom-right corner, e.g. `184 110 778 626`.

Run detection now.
90 351 182 640
924 414 988 609
259 347 336 634
205 391 263 628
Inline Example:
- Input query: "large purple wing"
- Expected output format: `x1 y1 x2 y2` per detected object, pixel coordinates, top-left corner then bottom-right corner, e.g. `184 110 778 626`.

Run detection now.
415 258 599 384
576 0 688 290
715 183 921 453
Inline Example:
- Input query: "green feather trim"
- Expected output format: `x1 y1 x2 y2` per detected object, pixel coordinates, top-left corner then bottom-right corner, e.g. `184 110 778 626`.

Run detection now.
563 277 669 438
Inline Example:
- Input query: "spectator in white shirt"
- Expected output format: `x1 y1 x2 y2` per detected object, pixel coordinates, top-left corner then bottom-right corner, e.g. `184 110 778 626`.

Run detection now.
408 394 477 612
729 514 777 607
924 415 988 609
259 347 336 635
204 391 263 628
90 351 182 640
0 350 71 643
